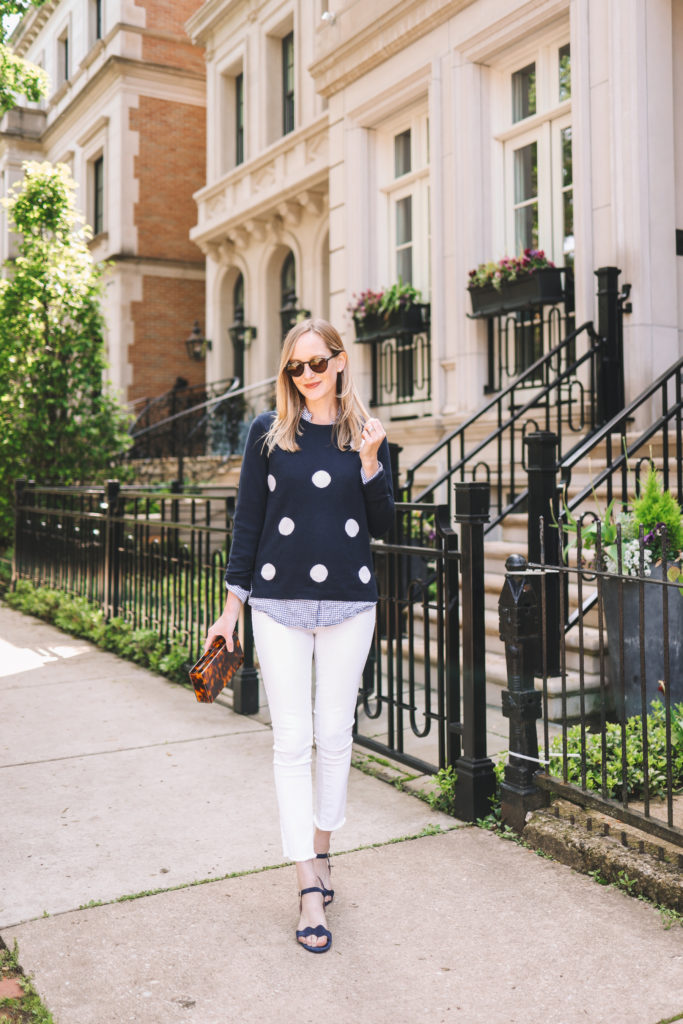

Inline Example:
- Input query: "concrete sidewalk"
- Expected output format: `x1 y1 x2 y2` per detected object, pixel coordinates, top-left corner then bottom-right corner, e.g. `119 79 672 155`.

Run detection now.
1 605 681 1024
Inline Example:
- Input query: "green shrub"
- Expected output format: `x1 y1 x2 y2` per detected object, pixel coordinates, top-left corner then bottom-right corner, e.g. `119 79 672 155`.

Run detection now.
4 582 191 688
549 700 683 801
632 466 683 561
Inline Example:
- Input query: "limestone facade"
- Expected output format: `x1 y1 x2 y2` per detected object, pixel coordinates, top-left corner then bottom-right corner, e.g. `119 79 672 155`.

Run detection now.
0 0 207 404
189 0 682 452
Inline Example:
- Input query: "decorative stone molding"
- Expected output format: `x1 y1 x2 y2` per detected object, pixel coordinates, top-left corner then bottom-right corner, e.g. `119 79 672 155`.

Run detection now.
309 0 471 98
192 115 329 249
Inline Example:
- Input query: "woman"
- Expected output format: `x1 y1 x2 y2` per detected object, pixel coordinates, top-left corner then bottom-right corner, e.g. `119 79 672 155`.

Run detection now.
204 317 394 954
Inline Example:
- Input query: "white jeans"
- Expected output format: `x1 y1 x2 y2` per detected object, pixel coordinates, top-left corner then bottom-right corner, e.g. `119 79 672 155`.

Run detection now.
251 607 376 862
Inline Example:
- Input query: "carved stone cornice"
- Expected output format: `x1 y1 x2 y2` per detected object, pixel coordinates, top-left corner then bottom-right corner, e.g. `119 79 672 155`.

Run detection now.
309 0 473 98
192 114 329 251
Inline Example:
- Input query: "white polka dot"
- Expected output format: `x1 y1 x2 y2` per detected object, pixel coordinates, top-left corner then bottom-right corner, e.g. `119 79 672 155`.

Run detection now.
260 563 276 580
267 474 276 492
312 470 331 488
345 518 360 537
278 517 295 535
358 566 371 584
310 564 328 583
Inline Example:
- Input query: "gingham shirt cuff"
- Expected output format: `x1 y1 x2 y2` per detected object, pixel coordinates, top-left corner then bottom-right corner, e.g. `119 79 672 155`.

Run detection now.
361 460 383 485
226 583 250 603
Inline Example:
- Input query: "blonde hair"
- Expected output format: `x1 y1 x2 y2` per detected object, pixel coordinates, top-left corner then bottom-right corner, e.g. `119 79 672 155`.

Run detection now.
264 318 369 454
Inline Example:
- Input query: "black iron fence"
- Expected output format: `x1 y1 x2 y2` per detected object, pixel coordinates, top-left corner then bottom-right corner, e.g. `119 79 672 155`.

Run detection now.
498 534 683 850
128 376 240 459
12 476 498 821
126 377 277 487
354 307 431 411
367 327 431 409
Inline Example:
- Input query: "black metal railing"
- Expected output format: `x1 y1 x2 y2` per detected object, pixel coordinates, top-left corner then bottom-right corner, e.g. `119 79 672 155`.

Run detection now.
483 298 575 395
367 327 431 409
128 376 240 457
355 306 431 411
402 319 602 525
127 377 277 487
353 483 496 820
12 477 499 821
521 357 683 668
560 356 683 522
403 267 631 527
498 543 683 849
12 478 259 713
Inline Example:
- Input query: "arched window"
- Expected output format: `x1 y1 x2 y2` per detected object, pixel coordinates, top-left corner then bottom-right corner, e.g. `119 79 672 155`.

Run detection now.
280 251 295 305
233 273 244 320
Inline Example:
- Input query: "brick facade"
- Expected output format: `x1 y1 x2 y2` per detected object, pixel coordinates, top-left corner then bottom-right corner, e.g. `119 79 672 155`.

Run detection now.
131 96 206 264
130 275 207 402
128 90 207 402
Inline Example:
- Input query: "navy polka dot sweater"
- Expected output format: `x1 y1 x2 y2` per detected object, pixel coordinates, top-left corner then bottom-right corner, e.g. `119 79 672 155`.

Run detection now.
225 411 394 601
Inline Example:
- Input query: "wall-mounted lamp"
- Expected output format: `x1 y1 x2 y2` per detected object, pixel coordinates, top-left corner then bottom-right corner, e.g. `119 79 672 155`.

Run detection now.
185 320 212 361
321 10 336 25
229 307 258 384
280 291 311 340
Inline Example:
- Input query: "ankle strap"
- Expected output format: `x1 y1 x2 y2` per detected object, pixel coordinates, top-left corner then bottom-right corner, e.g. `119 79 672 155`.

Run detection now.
299 886 324 898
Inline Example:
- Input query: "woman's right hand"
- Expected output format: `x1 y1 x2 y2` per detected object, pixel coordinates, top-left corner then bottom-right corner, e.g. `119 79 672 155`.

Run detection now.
203 593 243 654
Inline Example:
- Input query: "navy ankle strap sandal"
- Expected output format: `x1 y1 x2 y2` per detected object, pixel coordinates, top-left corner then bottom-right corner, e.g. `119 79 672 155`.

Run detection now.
296 886 332 954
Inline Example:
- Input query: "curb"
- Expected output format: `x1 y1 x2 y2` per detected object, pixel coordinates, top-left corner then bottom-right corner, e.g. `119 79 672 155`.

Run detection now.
523 799 683 913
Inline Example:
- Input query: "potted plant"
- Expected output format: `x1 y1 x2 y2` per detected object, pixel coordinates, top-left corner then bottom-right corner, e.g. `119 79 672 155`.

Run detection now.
347 289 385 338
561 466 683 719
349 281 430 339
467 249 565 317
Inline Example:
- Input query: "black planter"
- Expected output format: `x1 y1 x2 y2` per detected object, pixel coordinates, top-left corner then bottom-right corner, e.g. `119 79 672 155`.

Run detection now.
386 303 430 331
353 312 384 339
602 565 683 720
468 268 565 318
354 303 430 340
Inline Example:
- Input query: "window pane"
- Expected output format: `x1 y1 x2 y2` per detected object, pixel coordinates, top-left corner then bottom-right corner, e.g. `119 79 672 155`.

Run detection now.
515 203 538 253
514 142 537 204
396 195 412 246
397 248 413 284
281 251 295 301
394 130 411 177
559 44 571 101
561 126 572 186
94 156 103 235
512 63 536 122
282 33 294 135
233 273 244 316
235 73 244 165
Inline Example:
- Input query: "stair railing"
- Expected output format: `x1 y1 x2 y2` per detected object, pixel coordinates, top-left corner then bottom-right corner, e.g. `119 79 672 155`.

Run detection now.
126 376 277 487
557 356 683 631
402 320 602 530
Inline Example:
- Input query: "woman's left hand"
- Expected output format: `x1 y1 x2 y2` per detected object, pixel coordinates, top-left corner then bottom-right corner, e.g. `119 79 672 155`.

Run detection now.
360 417 386 476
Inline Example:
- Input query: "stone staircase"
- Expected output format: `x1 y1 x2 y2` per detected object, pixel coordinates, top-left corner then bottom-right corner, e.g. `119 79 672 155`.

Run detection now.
390 411 679 721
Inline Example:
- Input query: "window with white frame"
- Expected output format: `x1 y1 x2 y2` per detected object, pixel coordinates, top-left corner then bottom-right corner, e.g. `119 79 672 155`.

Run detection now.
92 153 104 236
380 110 430 296
502 39 573 266
57 28 69 87
89 0 103 48
220 59 245 174
282 31 294 135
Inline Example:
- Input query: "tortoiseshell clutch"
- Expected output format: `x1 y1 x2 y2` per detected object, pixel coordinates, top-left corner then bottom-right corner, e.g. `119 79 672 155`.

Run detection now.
189 633 244 703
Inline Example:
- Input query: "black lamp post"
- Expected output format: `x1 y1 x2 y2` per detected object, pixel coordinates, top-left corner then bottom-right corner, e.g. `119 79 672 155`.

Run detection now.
185 320 212 361
279 291 311 340
228 306 257 385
